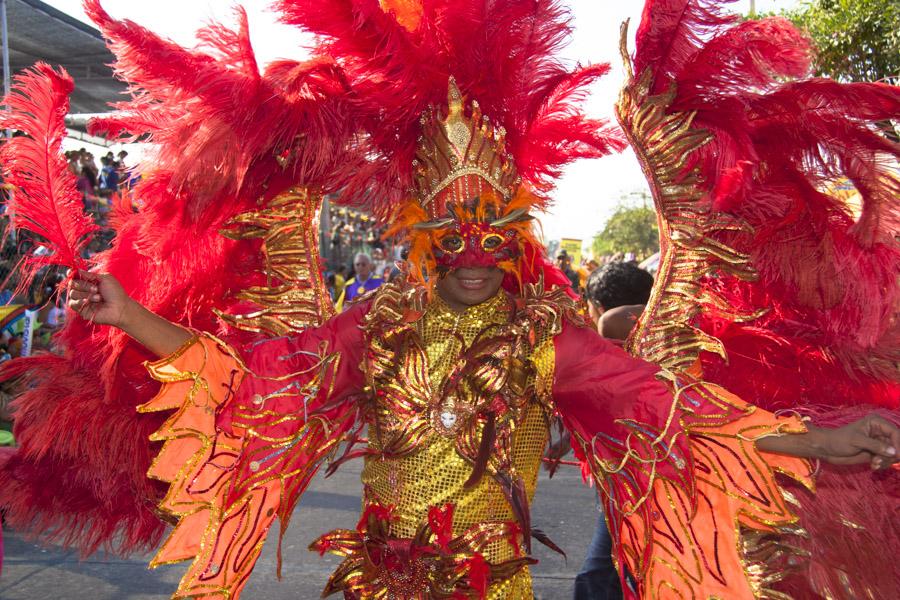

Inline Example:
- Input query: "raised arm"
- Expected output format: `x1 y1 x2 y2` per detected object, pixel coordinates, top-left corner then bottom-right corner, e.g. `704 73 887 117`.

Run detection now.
68 269 370 599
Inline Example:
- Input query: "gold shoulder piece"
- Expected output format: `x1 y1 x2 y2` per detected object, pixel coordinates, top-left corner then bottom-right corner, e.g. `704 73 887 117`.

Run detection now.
215 187 335 335
615 21 762 371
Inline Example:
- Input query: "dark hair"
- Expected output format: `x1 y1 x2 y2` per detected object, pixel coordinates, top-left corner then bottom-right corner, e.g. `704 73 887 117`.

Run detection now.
585 262 653 310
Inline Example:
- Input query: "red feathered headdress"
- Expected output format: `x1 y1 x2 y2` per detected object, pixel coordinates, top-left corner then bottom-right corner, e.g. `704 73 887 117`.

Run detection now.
277 0 625 291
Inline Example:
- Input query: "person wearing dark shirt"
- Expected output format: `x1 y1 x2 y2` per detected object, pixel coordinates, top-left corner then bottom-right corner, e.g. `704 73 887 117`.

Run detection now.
556 250 580 292
98 156 120 196
574 260 654 600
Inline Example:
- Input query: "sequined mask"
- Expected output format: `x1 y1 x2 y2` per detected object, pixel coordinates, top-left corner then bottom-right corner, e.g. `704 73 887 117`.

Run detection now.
428 203 524 271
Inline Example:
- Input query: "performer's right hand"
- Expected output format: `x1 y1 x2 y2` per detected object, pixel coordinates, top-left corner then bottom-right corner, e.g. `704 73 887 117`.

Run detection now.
67 270 193 357
67 270 133 327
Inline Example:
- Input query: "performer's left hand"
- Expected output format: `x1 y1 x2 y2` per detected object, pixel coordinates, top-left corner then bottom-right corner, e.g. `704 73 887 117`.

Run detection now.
757 414 900 471
812 415 900 470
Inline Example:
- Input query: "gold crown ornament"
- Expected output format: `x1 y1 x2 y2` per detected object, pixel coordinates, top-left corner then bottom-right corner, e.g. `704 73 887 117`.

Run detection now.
413 78 520 220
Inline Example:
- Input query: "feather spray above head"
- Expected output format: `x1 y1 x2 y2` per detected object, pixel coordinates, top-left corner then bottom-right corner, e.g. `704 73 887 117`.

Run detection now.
624 0 900 402
0 63 98 293
275 0 626 219
83 0 363 221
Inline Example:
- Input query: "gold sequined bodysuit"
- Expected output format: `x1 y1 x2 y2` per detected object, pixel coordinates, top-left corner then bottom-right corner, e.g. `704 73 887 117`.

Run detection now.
361 292 556 599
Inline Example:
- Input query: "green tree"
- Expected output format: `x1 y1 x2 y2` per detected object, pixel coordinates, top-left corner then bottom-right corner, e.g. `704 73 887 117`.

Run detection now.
591 196 659 260
779 0 900 83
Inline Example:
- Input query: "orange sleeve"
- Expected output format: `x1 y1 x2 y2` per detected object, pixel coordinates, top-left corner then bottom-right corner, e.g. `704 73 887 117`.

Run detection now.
139 304 368 599
553 322 814 599
139 335 256 598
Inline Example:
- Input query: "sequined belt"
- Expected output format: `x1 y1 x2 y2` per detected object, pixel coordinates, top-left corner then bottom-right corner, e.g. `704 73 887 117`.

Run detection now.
310 503 536 599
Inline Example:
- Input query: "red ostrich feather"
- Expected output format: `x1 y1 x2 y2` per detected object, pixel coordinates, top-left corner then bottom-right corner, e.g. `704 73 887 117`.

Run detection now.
0 64 97 292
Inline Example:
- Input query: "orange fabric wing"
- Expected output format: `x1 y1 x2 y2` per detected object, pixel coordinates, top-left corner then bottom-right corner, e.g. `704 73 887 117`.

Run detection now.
553 322 813 599
140 304 370 599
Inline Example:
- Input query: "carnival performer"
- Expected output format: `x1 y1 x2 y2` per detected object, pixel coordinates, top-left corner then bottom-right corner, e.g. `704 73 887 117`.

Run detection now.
65 221 899 600
1 1 899 599
62 74 900 600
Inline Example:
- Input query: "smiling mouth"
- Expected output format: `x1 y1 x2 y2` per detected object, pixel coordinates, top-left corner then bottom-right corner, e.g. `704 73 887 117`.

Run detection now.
457 277 489 290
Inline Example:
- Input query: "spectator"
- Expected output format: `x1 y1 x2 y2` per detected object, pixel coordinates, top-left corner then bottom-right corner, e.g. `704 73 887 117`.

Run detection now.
0 377 17 447
574 260 654 600
325 272 338 302
584 261 653 338
79 151 98 192
372 247 388 279
556 250 580 292
46 300 66 330
335 252 383 311
0 265 13 305
98 155 120 196
7 334 23 359
576 258 598 291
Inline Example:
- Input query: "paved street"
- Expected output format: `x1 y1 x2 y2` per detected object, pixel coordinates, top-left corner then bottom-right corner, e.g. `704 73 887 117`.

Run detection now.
1 459 600 599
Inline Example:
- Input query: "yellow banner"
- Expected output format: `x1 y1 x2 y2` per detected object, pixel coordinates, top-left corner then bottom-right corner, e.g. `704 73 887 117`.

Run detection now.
559 238 582 266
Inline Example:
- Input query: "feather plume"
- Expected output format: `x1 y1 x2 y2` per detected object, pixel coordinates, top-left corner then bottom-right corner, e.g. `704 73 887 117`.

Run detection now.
276 0 624 218
627 1 900 595
628 0 900 409
633 0 735 93
519 63 625 190
84 0 361 218
0 63 97 291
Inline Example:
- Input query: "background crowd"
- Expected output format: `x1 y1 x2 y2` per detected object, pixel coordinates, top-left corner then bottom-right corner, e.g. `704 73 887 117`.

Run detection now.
66 147 134 226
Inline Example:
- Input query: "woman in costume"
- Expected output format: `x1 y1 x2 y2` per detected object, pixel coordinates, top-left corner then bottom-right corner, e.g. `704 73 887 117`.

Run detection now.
1 1 899 598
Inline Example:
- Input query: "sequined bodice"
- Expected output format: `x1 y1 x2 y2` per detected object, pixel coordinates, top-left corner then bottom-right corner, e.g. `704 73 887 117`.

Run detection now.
360 289 557 597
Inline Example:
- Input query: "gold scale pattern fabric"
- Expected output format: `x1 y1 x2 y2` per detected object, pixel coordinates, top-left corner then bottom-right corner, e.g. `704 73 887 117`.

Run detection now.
361 292 556 599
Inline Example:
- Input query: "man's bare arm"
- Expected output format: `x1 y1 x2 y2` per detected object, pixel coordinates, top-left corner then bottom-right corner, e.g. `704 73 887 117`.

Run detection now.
756 415 900 470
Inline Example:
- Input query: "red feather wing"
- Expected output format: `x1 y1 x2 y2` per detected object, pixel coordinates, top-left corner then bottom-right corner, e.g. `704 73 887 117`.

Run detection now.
0 3 357 556
623 2 900 597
